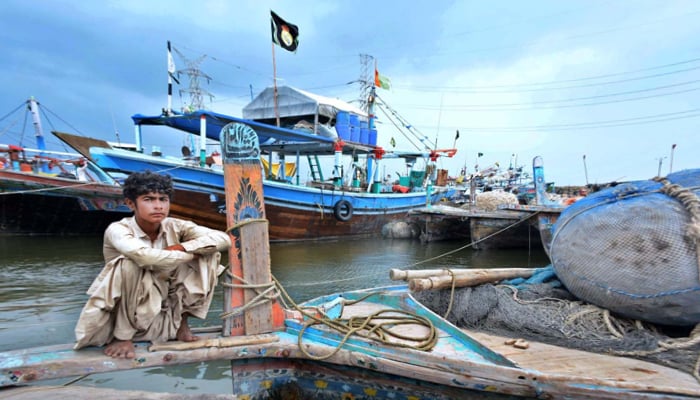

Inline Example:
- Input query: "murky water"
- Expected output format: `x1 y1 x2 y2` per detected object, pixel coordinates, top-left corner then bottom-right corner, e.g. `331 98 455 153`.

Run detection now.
0 235 548 397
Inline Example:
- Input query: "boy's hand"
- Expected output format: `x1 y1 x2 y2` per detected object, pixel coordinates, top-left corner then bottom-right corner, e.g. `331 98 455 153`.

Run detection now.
165 244 186 252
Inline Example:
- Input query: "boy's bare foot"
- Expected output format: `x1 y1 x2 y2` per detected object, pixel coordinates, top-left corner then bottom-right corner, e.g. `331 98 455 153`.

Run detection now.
104 340 136 359
176 318 199 342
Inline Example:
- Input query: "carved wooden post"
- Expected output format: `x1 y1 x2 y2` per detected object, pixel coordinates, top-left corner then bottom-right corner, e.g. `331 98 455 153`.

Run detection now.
220 122 285 336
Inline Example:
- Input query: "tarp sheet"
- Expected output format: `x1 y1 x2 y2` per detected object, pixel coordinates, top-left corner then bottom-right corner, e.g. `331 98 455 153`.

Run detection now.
242 86 367 121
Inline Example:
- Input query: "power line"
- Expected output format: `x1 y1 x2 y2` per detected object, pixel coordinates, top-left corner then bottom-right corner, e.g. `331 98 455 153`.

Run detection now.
418 108 700 132
396 63 700 93
396 82 700 111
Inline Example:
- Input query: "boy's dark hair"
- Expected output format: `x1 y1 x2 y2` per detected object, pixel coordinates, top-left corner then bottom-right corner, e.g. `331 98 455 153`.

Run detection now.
122 171 174 201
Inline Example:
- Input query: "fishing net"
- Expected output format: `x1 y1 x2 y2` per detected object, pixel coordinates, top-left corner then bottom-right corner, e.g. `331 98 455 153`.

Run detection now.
474 191 518 211
412 267 700 378
550 169 700 326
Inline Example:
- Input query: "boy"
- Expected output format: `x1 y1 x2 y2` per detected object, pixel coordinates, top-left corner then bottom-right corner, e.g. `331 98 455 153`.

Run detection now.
74 171 231 359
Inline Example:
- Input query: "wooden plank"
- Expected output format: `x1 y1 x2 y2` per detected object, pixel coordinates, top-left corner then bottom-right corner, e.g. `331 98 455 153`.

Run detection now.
148 333 278 351
465 329 700 393
239 221 273 335
0 333 284 387
1 385 235 400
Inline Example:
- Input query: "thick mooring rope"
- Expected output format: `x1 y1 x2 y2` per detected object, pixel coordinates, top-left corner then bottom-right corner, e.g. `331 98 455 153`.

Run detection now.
220 272 439 361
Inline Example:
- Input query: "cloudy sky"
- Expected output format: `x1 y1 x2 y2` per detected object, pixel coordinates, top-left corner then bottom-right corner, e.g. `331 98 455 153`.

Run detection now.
1 0 698 185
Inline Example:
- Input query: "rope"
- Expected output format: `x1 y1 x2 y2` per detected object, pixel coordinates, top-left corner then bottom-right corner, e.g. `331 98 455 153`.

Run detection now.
0 179 120 196
611 323 700 381
443 269 457 319
403 210 541 269
219 270 281 319
234 275 440 361
652 176 700 277
226 218 269 234
652 176 700 240
275 211 542 291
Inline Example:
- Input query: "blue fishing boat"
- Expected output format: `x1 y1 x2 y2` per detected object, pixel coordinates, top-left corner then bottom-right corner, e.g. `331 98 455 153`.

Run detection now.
56 85 457 241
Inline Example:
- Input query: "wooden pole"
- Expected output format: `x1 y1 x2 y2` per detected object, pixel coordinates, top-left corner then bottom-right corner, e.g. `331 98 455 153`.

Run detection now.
271 42 280 127
407 268 537 292
220 122 285 336
391 267 536 282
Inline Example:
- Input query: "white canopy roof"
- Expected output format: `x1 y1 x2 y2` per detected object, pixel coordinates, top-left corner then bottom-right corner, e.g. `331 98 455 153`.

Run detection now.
242 85 367 122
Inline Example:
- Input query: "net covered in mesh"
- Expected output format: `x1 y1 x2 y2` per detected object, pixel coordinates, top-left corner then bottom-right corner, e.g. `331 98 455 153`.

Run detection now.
412 269 700 377
550 169 700 326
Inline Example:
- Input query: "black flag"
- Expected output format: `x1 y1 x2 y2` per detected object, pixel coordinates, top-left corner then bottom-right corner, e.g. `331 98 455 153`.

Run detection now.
271 11 299 52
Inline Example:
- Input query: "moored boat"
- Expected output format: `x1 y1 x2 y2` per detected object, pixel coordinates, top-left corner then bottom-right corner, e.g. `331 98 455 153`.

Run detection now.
0 98 129 235
55 84 457 242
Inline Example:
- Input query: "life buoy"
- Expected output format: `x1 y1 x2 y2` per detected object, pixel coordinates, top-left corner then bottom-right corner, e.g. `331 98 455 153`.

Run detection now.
333 199 353 222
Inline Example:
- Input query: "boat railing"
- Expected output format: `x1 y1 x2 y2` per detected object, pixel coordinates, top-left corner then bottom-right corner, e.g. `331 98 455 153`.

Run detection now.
0 144 119 185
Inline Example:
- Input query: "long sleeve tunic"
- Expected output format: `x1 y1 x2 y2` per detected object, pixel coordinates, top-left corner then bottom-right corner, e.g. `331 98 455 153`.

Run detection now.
75 217 231 349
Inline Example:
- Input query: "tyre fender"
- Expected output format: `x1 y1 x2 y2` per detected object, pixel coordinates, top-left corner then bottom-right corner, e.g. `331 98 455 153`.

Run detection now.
333 199 353 222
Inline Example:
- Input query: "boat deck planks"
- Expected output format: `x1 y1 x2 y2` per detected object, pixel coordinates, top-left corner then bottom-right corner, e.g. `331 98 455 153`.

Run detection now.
466 329 700 393
1 385 235 400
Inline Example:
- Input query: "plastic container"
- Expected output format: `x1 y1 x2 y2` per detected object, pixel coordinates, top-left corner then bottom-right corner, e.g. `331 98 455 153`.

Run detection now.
335 111 351 140
368 128 378 146
336 111 350 125
359 120 369 144
350 125 360 142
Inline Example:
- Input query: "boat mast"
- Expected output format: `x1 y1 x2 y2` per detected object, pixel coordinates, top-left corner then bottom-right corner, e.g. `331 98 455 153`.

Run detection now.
27 97 50 173
368 60 383 193
28 97 45 151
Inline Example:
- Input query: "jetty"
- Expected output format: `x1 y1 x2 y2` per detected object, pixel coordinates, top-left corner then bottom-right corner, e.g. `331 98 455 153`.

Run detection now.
409 203 562 250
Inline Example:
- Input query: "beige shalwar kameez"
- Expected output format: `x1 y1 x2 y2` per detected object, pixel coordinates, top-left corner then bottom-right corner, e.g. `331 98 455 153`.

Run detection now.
74 217 231 349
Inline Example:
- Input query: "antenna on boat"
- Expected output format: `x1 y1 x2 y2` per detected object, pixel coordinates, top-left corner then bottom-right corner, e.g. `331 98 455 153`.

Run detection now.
110 105 121 144
434 93 443 151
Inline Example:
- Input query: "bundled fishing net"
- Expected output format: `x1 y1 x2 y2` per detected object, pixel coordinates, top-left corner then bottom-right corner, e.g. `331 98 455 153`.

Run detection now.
474 191 519 211
550 169 700 326
412 267 700 378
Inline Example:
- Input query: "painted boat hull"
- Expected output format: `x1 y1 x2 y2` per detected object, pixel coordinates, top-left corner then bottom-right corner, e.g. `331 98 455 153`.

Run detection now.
0 169 129 235
89 147 454 241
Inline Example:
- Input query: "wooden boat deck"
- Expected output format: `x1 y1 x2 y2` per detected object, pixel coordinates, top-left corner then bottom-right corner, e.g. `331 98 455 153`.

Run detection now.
2 287 699 399
466 329 700 393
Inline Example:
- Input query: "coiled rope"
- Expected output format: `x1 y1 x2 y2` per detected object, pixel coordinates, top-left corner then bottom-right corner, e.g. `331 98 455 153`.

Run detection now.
273 277 439 361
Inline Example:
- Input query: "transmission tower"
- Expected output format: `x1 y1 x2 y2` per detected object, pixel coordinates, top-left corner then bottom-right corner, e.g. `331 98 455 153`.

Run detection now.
173 48 215 111
358 54 374 112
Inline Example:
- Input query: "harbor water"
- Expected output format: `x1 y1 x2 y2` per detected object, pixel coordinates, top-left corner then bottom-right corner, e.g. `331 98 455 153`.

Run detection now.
0 235 549 397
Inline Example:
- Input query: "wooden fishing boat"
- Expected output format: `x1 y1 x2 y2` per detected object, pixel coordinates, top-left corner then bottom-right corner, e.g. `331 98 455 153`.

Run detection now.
0 98 130 235
54 86 457 242
2 122 698 399
5 282 699 399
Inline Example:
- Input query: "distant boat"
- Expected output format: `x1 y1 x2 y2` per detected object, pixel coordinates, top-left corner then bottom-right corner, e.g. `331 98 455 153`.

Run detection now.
55 86 457 241
0 98 129 236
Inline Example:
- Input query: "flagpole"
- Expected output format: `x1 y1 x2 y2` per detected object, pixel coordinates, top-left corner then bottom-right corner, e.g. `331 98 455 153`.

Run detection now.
167 40 173 115
271 42 280 127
